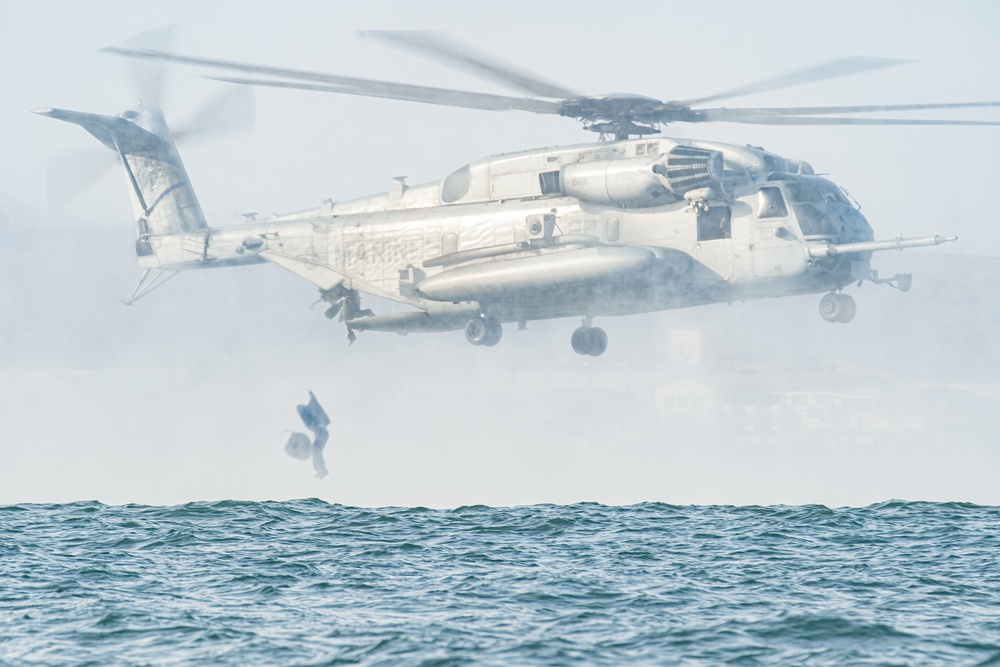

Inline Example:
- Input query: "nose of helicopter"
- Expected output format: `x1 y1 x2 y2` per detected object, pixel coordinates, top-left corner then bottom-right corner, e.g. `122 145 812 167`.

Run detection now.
794 196 873 245
835 205 875 245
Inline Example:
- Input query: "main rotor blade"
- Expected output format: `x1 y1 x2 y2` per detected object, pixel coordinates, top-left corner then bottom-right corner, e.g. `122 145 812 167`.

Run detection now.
204 75 561 114
697 114 1000 126
696 101 1000 117
104 46 396 89
676 56 909 107
357 30 576 98
106 46 561 114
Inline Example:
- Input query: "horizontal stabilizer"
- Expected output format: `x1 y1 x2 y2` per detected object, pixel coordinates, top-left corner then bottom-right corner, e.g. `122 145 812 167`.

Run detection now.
33 108 171 158
37 103 208 240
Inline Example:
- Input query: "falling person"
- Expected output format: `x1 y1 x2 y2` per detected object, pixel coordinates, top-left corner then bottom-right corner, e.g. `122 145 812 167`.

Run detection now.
284 391 331 479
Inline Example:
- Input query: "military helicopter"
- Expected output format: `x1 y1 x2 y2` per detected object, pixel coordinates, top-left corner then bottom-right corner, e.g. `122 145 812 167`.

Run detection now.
38 31 998 356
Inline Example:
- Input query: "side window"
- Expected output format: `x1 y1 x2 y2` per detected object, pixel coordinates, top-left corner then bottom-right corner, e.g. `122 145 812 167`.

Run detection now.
755 187 788 219
697 206 731 242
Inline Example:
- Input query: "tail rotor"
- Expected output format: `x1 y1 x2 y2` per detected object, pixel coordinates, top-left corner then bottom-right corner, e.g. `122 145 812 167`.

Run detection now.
43 26 254 212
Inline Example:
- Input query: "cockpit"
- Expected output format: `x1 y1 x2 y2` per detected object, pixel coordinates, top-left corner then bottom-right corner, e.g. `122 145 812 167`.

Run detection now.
755 174 868 241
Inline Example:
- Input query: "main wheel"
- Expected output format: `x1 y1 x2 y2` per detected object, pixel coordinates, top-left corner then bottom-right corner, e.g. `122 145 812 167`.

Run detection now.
465 317 488 345
818 293 841 323
836 294 857 323
588 327 608 356
571 327 592 355
482 317 503 346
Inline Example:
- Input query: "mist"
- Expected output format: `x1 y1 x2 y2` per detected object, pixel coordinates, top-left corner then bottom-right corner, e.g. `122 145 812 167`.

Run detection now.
2 1 999 507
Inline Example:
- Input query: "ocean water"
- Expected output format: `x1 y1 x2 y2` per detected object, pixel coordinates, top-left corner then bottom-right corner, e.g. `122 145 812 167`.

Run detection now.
1 501 999 666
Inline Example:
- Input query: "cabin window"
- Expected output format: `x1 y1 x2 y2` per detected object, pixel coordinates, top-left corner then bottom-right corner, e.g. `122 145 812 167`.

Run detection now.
606 216 621 242
538 170 561 195
755 187 788 219
697 206 731 241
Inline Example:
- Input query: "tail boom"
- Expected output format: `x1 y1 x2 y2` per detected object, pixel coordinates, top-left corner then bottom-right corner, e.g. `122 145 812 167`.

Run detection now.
36 104 210 269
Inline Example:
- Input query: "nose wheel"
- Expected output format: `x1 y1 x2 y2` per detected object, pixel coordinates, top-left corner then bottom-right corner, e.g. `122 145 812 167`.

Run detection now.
465 316 503 346
571 325 608 356
819 292 857 323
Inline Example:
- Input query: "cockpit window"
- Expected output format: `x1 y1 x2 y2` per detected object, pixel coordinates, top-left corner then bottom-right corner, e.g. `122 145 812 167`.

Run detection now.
814 178 851 206
785 181 823 203
755 186 788 218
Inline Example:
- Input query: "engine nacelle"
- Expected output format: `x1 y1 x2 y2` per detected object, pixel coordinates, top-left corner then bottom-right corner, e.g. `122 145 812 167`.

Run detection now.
561 156 666 207
559 146 725 207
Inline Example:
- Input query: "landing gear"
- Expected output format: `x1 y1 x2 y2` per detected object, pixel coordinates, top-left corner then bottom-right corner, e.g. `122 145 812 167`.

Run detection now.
837 294 857 323
571 325 608 356
819 292 856 324
465 316 502 347
868 270 912 292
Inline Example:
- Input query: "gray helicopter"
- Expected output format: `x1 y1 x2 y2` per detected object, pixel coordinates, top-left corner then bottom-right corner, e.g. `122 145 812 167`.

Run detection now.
39 31 995 356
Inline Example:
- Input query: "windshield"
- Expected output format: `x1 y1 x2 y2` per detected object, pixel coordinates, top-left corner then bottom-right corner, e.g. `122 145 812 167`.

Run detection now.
758 177 847 235
813 178 852 206
783 177 852 206
784 181 823 203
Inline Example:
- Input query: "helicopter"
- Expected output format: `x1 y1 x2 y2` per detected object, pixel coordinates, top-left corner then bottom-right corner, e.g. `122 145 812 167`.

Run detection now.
37 31 997 356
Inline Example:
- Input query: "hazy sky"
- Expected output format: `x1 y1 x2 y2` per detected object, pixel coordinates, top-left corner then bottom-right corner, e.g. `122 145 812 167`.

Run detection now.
2 1 999 507
4 1 1000 240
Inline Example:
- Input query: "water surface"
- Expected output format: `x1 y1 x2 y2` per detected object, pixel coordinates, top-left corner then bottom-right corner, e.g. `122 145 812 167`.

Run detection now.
2 500 999 665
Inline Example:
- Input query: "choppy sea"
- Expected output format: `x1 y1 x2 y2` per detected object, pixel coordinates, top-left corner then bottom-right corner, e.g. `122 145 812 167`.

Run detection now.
2 500 999 666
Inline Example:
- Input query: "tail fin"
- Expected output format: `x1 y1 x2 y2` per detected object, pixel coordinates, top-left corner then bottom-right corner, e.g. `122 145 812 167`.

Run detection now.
34 104 208 266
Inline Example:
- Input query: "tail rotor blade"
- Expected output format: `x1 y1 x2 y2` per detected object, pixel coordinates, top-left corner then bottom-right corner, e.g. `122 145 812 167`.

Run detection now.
45 148 118 211
173 85 256 141
112 25 176 108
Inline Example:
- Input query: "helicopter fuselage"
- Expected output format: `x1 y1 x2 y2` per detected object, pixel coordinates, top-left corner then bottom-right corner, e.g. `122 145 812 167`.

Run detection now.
145 136 876 335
